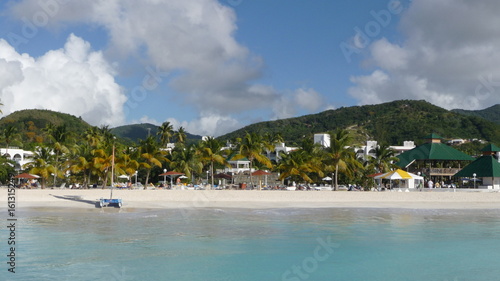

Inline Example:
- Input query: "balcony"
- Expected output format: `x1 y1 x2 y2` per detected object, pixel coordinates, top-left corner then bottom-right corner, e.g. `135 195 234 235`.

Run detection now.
421 168 462 176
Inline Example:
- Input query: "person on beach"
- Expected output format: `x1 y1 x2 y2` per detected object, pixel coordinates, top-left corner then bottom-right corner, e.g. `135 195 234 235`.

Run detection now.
428 179 434 189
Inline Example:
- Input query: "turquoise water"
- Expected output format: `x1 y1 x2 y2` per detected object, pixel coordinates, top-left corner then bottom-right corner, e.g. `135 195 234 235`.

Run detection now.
2 207 500 280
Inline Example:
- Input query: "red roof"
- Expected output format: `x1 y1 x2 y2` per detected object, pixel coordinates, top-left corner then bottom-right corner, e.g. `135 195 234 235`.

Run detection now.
159 171 184 176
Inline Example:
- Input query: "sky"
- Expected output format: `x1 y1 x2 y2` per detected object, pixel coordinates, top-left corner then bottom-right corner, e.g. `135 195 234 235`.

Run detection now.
0 0 499 137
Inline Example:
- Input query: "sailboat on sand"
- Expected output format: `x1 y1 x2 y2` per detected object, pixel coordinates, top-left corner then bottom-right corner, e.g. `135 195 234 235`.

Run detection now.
99 142 122 208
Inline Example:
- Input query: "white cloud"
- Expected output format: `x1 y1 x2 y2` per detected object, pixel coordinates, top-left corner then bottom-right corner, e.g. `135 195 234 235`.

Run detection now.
349 0 500 110
294 88 324 112
0 34 126 126
370 38 408 71
165 114 240 137
135 116 161 126
6 0 325 136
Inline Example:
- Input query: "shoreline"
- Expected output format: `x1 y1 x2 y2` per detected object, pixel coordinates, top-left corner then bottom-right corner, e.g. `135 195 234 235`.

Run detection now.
2 188 500 210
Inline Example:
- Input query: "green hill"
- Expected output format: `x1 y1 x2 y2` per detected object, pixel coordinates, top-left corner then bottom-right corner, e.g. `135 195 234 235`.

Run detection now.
2 101 499 149
0 109 204 148
218 100 500 146
111 123 203 143
452 104 500 125
0 109 92 148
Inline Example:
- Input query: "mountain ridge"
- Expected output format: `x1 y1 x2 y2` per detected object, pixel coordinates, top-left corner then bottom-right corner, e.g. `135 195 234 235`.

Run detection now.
0 100 498 148
452 104 500 125
217 100 500 145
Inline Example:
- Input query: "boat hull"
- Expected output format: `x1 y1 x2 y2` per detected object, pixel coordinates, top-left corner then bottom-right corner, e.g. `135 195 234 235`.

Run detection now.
99 198 122 208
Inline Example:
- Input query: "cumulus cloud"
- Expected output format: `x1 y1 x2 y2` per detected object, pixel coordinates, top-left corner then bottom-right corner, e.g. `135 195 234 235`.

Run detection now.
163 114 240 138
349 0 500 110
5 0 325 136
0 34 126 126
294 88 324 112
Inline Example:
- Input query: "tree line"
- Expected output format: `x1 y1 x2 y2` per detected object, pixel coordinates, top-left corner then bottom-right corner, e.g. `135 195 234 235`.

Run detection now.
1 121 400 190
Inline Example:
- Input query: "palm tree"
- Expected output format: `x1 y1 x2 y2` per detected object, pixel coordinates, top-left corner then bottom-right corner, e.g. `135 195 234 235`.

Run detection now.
67 143 94 188
197 137 229 187
2 125 19 155
48 125 72 187
84 126 102 148
276 150 321 184
0 155 15 183
323 129 362 191
115 146 141 182
91 148 113 188
175 126 187 145
171 143 203 182
234 132 272 188
263 132 284 161
25 146 59 189
138 136 168 186
372 142 399 173
157 121 174 147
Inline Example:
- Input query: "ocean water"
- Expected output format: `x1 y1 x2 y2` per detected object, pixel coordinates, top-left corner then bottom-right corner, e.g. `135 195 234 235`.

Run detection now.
2 207 500 281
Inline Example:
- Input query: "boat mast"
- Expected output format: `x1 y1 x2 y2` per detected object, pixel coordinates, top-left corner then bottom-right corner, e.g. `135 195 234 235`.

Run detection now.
110 142 115 199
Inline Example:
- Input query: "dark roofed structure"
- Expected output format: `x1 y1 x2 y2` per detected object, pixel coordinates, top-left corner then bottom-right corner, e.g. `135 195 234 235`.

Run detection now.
396 133 474 179
454 144 500 189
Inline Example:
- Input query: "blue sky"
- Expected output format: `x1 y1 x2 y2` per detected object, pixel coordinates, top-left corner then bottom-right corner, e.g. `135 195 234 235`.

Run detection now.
0 0 498 136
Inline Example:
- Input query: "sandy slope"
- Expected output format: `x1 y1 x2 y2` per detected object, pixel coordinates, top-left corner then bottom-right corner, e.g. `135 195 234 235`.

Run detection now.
2 188 500 210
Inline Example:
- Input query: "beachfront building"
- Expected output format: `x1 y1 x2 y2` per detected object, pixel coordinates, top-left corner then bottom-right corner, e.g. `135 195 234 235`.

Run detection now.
224 154 251 174
1 147 34 170
396 133 474 182
454 144 500 189
354 140 416 161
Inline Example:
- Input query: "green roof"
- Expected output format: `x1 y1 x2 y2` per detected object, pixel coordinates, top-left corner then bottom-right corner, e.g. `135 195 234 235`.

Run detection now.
396 142 474 167
481 144 500 152
226 152 249 162
423 133 443 139
454 156 500 178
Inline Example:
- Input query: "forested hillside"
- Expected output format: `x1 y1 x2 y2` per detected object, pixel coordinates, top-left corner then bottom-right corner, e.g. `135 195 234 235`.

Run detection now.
218 100 500 146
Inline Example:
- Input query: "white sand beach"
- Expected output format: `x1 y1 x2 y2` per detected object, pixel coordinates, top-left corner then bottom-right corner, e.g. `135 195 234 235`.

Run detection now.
2 188 500 210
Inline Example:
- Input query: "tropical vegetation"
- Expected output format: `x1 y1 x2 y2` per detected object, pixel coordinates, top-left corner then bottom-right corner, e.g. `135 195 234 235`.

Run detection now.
0 100 499 188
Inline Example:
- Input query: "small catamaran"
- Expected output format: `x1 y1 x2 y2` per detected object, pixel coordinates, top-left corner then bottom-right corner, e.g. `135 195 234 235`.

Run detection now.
99 142 122 208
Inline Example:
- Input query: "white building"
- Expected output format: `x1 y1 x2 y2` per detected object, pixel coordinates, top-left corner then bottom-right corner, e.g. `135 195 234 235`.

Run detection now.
1 147 34 169
314 133 330 148
355 141 416 161
267 142 298 162
391 141 416 155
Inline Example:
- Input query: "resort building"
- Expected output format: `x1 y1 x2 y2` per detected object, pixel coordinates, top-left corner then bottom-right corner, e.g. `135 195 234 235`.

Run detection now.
224 154 251 174
266 142 298 163
454 144 500 189
0 147 34 170
396 133 474 181
354 140 416 161
314 133 330 148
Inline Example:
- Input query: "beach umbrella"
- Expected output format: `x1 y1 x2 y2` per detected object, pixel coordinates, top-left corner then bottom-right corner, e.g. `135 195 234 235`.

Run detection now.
367 172 384 178
158 171 184 176
158 171 185 186
322 176 332 181
251 170 271 176
214 173 232 187
13 173 39 179
251 170 271 190
214 173 232 180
